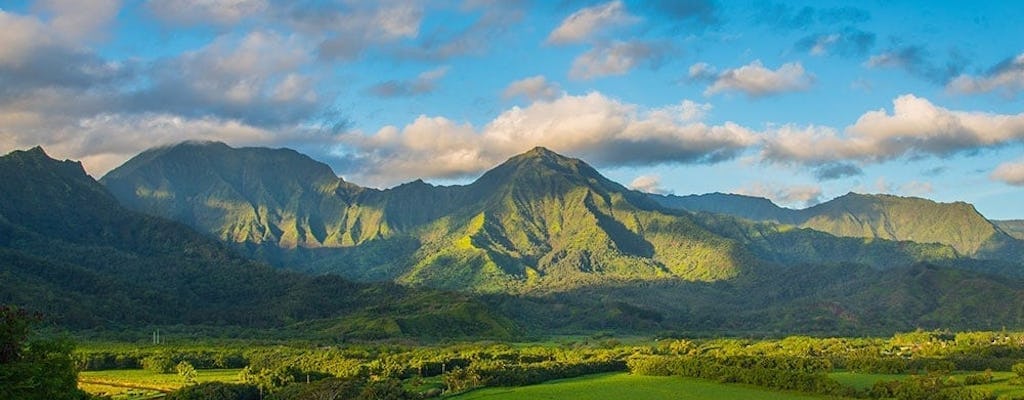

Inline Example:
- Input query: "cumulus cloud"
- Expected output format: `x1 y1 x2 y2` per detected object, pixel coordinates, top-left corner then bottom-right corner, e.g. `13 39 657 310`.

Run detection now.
737 182 823 208
762 94 1024 165
126 30 321 126
947 53 1024 98
703 60 814 97
503 76 561 101
300 2 425 61
992 161 1024 186
687 62 717 81
146 0 268 26
629 175 668 194
334 92 759 186
367 66 450 98
570 40 671 80
546 1 637 45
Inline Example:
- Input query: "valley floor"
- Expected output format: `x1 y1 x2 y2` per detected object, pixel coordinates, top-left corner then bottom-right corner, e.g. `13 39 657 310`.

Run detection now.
448 372 831 400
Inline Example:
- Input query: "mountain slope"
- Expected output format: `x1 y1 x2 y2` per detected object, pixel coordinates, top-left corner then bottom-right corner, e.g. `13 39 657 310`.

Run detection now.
653 192 1024 261
0 147 516 338
397 147 751 291
995 220 1024 240
101 142 990 294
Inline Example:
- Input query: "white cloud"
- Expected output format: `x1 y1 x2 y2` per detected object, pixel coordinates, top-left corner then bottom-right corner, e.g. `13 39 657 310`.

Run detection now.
503 75 561 101
546 0 637 45
762 94 1024 165
629 175 667 194
948 53 1024 98
687 62 717 81
737 182 822 208
569 40 669 80
992 161 1024 186
147 0 267 25
335 92 759 186
704 60 814 97
3 112 281 176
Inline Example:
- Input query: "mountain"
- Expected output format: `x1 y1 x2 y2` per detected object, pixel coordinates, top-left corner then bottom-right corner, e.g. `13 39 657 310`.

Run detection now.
0 147 516 338
103 142 1002 295
8 144 1024 335
651 192 800 224
995 220 1024 240
104 144 754 292
652 192 1024 261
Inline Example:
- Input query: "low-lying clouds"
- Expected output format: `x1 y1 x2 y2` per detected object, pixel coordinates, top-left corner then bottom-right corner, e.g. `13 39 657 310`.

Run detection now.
737 182 823 208
333 92 758 186
629 174 669 194
762 94 1024 165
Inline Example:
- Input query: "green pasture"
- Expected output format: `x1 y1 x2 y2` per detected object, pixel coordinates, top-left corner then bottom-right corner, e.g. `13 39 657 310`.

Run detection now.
448 372 833 400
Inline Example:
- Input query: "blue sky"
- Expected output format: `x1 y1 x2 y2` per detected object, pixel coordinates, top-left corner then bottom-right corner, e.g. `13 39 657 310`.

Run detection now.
1 1 1023 218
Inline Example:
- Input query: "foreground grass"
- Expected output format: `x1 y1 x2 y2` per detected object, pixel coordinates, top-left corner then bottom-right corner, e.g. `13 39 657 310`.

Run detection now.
78 368 244 398
448 372 834 400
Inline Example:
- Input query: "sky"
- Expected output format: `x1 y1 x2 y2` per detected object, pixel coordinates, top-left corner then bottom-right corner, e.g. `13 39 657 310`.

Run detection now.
1 0 1023 219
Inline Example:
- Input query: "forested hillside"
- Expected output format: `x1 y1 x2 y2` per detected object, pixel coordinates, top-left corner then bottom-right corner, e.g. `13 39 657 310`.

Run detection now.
0 147 515 338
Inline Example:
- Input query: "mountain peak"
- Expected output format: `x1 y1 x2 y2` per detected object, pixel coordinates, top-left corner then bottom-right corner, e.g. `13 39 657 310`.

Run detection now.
521 146 560 157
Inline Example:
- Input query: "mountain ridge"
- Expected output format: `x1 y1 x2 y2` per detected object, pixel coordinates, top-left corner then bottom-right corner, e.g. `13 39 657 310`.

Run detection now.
7 144 1024 334
99 141 1016 294
651 191 1023 261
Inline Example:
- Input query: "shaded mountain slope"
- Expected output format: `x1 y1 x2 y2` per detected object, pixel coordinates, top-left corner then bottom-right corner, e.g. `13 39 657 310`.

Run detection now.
0 147 516 338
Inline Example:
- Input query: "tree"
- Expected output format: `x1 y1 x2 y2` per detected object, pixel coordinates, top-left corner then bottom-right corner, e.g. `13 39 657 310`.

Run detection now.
0 305 91 400
177 360 198 385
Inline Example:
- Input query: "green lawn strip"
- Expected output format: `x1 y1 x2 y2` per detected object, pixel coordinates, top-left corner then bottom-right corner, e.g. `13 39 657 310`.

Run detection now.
79 368 244 393
828 372 909 390
448 372 835 400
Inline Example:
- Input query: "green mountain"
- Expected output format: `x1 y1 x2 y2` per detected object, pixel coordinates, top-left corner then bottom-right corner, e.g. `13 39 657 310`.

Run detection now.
652 192 1024 261
0 147 516 338
8 144 1024 335
104 144 754 292
103 142 1001 295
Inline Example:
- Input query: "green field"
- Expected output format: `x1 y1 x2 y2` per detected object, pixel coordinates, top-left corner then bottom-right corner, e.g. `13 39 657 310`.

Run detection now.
449 373 834 400
78 368 244 398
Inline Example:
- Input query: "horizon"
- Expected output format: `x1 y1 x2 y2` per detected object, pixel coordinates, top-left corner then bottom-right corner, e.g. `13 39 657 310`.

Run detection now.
1 1 1022 218
8 141 1019 220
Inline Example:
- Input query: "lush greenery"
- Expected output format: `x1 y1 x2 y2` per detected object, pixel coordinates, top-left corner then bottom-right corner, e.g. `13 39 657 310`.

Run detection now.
449 372 831 400
0 147 515 338
65 330 1024 400
0 305 90 400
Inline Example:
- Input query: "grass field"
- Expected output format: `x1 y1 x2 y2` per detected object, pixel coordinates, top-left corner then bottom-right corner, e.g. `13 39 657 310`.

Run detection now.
448 372 834 400
828 372 909 390
78 368 244 399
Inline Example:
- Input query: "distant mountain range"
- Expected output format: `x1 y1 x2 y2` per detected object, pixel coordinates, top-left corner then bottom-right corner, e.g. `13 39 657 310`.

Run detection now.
651 192 1022 260
4 142 1024 335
